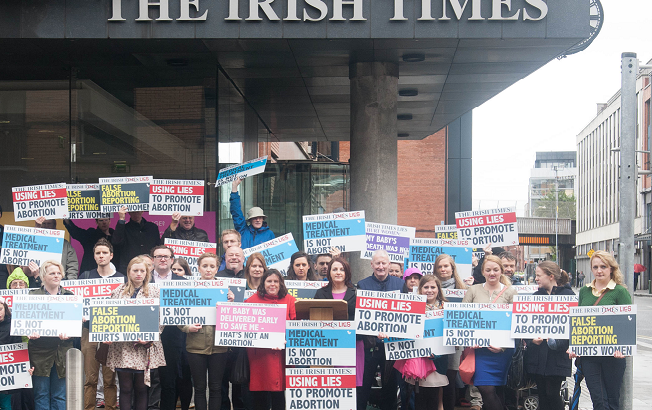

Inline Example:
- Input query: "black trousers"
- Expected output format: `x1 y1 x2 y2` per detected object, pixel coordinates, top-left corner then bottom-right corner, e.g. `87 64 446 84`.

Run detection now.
582 356 626 410
357 345 399 410
187 352 229 410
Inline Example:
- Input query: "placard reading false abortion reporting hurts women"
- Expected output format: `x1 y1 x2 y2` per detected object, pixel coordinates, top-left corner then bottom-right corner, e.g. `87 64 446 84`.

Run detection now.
63 278 125 320
0 289 31 308
149 179 204 216
303 211 366 254
88 298 160 342
511 295 578 339
215 156 268 186
455 207 519 247
12 183 68 221
362 223 415 262
286 321 356 366
442 289 467 303
0 343 32 391
286 368 356 410
444 303 514 348
66 184 112 219
243 233 299 276
569 305 637 357
163 239 218 275
0 225 65 266
405 238 473 279
99 176 152 213
385 310 455 360
11 295 83 338
160 280 228 326
215 302 286 348
286 280 328 300
355 290 426 339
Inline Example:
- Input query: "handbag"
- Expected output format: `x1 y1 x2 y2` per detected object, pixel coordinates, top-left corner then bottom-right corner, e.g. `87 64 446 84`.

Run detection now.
458 347 475 385
230 348 249 384
95 343 110 366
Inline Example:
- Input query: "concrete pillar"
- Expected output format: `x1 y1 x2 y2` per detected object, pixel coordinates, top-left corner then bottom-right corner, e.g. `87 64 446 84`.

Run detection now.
349 61 399 283
243 104 258 211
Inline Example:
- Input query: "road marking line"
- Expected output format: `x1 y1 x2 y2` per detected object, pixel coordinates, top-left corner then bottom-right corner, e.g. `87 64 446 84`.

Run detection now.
637 340 652 349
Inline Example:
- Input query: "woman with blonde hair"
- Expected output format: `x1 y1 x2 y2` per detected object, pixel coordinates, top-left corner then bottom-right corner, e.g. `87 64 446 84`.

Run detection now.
568 251 631 410
106 256 166 410
461 255 517 410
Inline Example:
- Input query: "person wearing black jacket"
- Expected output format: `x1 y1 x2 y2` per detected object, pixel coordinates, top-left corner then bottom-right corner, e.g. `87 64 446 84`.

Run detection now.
216 247 245 279
524 261 574 410
471 245 505 284
314 257 357 320
112 206 161 274
148 246 187 410
161 212 209 243
64 217 114 274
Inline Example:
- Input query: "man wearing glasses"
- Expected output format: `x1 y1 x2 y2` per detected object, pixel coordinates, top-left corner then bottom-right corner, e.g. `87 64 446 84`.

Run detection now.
112 205 161 273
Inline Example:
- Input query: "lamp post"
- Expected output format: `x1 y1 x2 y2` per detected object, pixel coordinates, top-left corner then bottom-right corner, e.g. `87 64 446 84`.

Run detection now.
553 165 564 262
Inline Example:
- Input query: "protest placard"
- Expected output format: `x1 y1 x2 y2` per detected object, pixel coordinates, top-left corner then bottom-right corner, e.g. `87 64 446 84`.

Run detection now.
215 302 286 348
385 309 455 360
442 289 467 303
435 224 458 239
160 280 228 325
220 278 247 303
455 207 519 247
512 285 539 295
405 238 473 279
243 234 299 275
63 278 125 320
66 184 112 219
511 295 578 339
285 280 328 300
303 211 366 254
11 295 83 338
163 239 218 275
0 289 31 308
0 343 32 391
99 176 152 213
355 290 426 338
443 303 514 348
286 368 356 410
286 321 355 366
88 298 160 342
0 225 65 266
215 156 268 186
12 183 68 221
569 305 637 356
149 179 205 216
362 223 415 262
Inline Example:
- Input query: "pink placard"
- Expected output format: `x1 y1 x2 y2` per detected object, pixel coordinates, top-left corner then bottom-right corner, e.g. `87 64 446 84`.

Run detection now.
215 302 287 348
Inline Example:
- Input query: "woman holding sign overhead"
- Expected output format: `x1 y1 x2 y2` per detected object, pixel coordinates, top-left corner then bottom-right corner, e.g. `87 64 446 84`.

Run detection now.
462 255 517 410
180 252 235 410
106 256 166 410
525 261 573 410
568 251 631 410
245 269 297 410
28 260 75 410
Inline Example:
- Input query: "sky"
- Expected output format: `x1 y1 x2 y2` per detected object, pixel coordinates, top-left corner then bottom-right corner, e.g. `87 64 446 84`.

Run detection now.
472 0 652 215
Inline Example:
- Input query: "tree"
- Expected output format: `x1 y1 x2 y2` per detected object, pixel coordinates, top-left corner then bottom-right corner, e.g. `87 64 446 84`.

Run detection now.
533 191 576 220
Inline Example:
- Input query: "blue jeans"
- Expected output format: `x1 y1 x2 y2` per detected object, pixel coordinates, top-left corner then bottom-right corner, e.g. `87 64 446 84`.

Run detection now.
33 363 66 410
582 356 626 410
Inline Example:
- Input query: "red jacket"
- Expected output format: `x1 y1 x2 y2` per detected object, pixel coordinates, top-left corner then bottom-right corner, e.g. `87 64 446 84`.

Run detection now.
245 292 296 391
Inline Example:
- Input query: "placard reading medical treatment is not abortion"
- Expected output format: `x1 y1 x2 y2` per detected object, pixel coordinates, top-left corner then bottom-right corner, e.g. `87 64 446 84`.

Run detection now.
0 225 65 266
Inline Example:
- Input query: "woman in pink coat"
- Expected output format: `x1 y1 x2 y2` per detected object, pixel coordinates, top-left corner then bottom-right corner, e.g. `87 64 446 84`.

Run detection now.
245 269 296 410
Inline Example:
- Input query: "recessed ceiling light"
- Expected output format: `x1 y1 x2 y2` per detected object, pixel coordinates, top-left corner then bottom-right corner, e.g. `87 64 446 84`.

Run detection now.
402 53 425 62
399 89 419 97
397 114 413 120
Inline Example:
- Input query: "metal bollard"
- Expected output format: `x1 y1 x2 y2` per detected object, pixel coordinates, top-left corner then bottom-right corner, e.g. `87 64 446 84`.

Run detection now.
66 348 84 410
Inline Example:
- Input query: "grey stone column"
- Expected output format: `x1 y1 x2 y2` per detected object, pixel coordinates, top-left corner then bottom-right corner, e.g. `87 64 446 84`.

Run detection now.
243 104 258 211
349 61 399 284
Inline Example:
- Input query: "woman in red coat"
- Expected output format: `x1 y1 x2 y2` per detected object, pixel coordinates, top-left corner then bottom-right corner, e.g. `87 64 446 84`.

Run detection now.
245 269 296 410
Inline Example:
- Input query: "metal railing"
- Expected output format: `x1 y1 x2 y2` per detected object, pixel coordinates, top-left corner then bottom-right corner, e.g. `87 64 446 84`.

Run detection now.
517 217 572 235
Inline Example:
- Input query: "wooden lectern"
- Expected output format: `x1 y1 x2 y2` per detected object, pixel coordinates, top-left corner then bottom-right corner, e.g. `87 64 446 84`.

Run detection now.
295 299 349 321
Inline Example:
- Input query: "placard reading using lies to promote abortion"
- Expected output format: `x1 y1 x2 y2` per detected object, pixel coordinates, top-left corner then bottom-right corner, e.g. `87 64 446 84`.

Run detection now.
0 343 32 391
511 295 578 339
149 179 204 216
443 303 514 348
11 295 83 338
164 239 218 275
88 298 160 342
355 290 426 339
569 305 637 357
12 183 68 221
286 368 356 410
63 278 125 320
215 302 286 349
455 207 519 247
286 321 356 366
